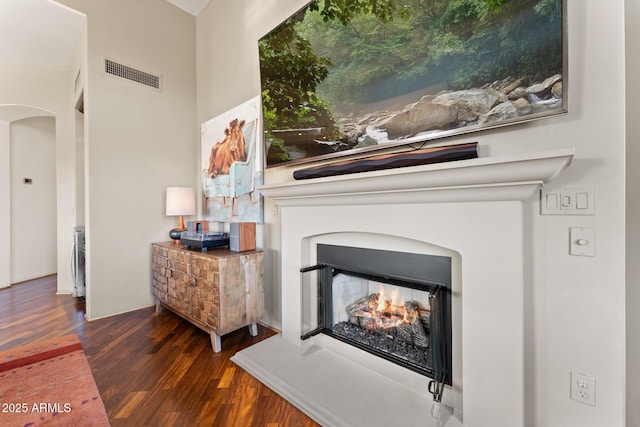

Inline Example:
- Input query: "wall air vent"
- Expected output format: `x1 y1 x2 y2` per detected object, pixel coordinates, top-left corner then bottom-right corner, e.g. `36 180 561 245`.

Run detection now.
104 58 161 90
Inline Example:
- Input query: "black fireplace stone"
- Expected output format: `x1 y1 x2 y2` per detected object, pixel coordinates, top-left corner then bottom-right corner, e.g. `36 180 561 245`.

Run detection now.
333 321 432 370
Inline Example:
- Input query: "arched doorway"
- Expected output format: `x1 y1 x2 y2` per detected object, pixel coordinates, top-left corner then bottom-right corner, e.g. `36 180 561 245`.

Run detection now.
0 106 57 288
0 0 86 295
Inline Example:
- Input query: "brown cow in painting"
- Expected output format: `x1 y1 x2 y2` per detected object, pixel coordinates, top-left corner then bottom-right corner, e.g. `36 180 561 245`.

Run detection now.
208 119 247 178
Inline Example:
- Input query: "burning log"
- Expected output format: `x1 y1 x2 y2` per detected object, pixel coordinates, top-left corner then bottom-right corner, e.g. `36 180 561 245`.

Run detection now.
346 293 379 327
412 316 429 348
345 293 430 348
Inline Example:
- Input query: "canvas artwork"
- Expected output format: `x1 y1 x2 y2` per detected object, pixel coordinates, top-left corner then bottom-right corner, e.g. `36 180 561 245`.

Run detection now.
201 96 263 223
259 0 566 167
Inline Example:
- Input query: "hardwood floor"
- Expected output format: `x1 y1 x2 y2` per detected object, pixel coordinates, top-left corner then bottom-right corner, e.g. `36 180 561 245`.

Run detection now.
0 276 319 427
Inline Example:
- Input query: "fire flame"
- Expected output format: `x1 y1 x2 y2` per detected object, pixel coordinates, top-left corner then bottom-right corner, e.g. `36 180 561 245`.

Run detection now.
344 286 429 348
369 287 410 329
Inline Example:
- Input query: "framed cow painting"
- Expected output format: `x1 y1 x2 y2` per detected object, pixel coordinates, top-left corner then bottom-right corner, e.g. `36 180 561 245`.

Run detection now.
201 96 263 223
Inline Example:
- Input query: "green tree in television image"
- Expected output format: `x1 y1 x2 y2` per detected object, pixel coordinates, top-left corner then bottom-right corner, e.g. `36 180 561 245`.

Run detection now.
259 14 337 164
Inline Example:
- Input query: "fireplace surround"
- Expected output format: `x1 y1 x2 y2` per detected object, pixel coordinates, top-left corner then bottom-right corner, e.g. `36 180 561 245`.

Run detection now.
232 149 574 427
301 244 453 395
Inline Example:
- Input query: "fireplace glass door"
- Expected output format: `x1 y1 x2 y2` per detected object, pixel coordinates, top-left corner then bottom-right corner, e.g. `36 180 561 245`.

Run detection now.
300 245 452 393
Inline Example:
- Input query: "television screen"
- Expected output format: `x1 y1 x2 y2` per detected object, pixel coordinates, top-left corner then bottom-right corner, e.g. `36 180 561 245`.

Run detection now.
259 0 566 167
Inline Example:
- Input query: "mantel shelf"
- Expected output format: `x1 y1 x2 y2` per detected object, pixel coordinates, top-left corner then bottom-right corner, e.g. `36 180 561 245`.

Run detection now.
258 148 575 207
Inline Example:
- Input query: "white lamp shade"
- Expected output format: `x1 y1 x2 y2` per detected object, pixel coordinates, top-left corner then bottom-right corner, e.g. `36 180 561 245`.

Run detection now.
166 187 196 216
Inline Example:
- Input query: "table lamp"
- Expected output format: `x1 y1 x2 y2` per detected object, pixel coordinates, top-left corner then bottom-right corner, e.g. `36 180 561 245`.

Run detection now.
166 187 195 242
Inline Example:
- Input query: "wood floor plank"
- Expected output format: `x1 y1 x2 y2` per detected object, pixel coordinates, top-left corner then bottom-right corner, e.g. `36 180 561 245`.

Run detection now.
217 366 236 388
0 276 320 426
113 391 149 419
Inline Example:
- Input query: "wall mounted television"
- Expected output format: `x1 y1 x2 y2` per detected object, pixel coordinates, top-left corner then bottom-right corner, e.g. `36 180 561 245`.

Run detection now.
259 0 566 167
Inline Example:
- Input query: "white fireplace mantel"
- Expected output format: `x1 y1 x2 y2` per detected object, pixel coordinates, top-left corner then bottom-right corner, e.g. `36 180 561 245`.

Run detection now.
235 147 576 427
258 148 574 206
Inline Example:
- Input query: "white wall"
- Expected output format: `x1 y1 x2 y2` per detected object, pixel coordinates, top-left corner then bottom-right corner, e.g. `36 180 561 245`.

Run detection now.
625 0 639 425
198 1 626 426
71 21 87 229
196 0 307 329
74 109 85 227
10 117 57 283
0 121 9 288
58 0 198 319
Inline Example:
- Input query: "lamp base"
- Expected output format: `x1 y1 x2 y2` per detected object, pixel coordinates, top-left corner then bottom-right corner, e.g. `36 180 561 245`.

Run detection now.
169 227 186 243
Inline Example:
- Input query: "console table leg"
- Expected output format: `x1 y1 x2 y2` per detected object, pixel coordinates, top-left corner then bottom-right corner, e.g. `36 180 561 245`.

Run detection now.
211 332 222 353
249 322 258 337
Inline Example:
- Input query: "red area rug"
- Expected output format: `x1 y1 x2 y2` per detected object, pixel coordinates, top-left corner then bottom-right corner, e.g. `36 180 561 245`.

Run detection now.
0 334 110 426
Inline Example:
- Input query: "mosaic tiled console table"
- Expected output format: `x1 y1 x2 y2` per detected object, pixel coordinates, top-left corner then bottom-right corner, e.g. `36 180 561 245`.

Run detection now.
151 242 263 352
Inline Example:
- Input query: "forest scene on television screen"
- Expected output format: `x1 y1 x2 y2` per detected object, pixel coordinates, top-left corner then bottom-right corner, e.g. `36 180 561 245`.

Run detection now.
259 0 564 166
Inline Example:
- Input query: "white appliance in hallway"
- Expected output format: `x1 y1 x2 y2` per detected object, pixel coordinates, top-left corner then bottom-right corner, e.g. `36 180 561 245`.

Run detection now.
72 226 85 299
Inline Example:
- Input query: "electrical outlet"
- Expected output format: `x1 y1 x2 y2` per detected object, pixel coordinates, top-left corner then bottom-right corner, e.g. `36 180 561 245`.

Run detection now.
570 371 596 406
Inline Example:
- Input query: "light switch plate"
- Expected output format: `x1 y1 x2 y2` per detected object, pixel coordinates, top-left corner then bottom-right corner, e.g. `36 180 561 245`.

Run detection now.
570 227 595 257
541 187 594 215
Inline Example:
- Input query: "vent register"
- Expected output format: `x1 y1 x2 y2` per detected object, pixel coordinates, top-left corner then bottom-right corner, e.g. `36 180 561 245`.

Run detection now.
104 58 161 90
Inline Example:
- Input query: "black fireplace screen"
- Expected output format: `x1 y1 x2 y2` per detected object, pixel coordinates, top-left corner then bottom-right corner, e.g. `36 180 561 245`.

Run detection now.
300 245 452 394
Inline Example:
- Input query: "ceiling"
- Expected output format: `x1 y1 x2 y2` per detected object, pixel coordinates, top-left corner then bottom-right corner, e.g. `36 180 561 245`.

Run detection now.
165 0 210 16
0 0 85 66
0 0 209 67
0 0 208 122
